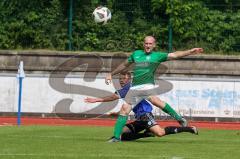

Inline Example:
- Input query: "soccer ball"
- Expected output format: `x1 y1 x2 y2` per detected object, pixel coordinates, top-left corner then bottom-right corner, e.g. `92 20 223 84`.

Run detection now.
92 6 111 25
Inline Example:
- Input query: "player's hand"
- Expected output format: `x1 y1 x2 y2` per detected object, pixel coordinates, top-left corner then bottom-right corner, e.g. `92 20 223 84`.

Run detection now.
84 97 99 103
190 48 203 54
105 73 112 85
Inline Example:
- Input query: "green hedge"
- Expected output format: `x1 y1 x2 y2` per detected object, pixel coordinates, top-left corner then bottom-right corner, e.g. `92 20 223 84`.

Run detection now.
0 0 239 54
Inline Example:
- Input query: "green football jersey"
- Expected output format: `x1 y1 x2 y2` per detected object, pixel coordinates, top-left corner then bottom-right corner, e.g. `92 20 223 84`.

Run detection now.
127 50 168 86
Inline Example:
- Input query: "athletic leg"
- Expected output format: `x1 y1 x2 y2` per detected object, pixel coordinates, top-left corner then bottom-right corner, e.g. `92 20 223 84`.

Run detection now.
164 126 198 135
121 112 158 141
150 125 198 137
110 103 132 141
109 87 141 142
121 121 152 141
148 96 188 127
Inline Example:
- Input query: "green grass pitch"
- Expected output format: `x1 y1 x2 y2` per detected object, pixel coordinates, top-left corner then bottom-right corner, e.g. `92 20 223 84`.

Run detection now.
0 125 239 159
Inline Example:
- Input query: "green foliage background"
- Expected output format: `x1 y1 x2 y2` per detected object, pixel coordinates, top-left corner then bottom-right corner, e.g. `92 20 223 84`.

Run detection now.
0 0 239 54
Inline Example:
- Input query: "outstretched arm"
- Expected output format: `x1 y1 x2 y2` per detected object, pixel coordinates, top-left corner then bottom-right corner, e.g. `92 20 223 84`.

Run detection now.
84 93 119 103
167 48 203 60
105 60 132 85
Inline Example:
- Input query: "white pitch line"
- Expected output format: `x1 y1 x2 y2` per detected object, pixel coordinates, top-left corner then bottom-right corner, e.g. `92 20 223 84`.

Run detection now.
0 153 203 159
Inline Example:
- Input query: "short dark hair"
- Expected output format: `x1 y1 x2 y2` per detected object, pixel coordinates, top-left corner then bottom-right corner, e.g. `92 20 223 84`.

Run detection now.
120 71 131 79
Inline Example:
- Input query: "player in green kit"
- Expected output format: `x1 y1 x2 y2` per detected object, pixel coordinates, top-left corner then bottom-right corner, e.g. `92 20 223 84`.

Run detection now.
106 36 203 142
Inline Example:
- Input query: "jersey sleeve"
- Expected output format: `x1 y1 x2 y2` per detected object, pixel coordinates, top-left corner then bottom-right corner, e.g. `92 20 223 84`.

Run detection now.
115 88 128 98
115 83 131 98
160 52 168 62
127 52 135 63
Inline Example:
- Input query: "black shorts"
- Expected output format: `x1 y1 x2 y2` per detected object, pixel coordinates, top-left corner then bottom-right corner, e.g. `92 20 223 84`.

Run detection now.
125 112 158 134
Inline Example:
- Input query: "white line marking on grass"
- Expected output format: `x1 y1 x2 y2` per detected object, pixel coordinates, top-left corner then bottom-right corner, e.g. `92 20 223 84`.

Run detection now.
0 153 202 158
6 135 104 140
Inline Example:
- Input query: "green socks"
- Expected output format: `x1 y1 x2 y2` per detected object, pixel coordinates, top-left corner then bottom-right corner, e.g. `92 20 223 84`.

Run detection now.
113 115 128 139
162 103 182 121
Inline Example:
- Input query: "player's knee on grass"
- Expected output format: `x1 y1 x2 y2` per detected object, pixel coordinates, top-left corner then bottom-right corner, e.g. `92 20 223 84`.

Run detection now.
154 130 165 137
150 126 166 137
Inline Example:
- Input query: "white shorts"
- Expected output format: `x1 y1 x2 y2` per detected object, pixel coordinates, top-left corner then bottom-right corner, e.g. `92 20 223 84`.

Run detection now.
124 84 159 107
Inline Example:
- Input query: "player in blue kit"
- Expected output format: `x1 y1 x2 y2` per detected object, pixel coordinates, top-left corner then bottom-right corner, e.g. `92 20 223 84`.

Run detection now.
85 72 198 141
120 100 198 141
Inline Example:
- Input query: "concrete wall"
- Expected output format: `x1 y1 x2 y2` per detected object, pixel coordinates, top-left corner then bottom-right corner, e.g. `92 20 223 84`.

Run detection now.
1 50 240 76
1 50 240 120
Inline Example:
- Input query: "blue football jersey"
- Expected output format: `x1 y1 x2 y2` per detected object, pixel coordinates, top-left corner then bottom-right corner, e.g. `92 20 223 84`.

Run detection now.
115 82 131 98
115 82 153 118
